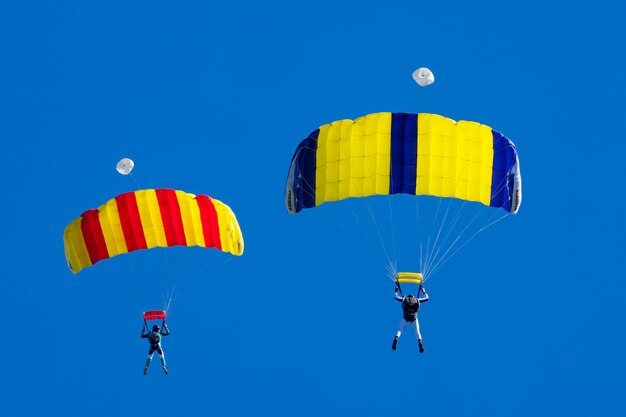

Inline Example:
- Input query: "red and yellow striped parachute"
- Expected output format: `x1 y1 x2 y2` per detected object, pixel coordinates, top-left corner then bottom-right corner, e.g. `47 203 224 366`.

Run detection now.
63 189 244 274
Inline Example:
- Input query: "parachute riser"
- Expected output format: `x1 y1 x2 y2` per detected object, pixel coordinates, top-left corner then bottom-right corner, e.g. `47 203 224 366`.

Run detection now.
395 278 404 297
396 281 423 298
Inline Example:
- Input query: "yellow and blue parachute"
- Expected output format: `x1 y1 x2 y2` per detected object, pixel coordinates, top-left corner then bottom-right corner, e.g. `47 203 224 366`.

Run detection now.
285 112 521 215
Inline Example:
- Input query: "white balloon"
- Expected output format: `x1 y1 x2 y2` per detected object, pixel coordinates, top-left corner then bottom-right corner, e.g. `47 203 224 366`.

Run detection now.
412 67 435 87
116 158 134 175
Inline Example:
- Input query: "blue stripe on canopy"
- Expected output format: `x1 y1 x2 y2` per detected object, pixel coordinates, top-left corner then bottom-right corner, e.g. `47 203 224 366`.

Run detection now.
390 113 418 195
292 130 319 212
490 130 517 212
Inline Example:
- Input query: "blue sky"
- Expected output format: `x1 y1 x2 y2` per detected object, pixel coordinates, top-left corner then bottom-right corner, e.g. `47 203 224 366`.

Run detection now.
2 1 625 416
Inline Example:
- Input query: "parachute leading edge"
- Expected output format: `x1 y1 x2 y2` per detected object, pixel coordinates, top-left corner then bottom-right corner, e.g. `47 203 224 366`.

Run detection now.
285 112 522 215
64 189 244 274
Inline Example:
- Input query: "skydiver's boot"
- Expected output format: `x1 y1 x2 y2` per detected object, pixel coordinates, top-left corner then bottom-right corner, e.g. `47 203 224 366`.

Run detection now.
418 339 424 353
162 366 169 375
392 336 398 351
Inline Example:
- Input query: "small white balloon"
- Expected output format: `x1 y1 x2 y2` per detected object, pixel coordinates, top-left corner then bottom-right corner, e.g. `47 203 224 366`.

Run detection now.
116 158 134 175
412 67 435 87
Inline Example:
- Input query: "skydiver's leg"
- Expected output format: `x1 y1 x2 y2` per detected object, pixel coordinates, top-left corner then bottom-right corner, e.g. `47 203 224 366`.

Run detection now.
392 319 408 350
396 319 408 338
144 347 156 375
410 319 424 353
146 347 156 367
410 319 422 341
157 346 168 374
156 346 166 367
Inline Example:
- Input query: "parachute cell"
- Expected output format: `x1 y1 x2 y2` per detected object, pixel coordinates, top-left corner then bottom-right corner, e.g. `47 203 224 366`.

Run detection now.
285 112 521 215
63 188 244 274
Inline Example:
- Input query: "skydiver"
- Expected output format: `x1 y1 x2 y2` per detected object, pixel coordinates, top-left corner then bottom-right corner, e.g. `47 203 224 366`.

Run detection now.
141 323 170 375
392 285 429 353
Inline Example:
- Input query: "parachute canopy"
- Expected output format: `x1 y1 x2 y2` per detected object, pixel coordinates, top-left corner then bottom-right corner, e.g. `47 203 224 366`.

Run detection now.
64 188 244 274
285 112 521 215
116 158 134 175
396 272 423 285
412 68 434 87
144 310 166 321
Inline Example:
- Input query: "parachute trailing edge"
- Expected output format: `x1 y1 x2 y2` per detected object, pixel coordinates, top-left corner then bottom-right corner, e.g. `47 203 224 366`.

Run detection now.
285 112 522 215
63 189 244 274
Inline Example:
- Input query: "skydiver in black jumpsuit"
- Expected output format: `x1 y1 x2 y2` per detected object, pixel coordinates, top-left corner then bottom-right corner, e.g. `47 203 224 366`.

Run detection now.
392 286 429 353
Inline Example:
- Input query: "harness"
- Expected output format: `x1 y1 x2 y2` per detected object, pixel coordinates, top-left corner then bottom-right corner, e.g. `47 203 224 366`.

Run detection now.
401 298 420 322
148 332 162 346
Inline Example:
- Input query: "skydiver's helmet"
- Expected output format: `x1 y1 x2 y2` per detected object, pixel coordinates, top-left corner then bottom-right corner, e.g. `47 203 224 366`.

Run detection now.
152 325 160 332
406 294 417 305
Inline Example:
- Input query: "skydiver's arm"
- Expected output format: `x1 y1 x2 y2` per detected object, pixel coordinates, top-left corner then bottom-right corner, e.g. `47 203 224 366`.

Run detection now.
161 324 170 336
394 291 404 302
141 328 149 338
418 289 429 303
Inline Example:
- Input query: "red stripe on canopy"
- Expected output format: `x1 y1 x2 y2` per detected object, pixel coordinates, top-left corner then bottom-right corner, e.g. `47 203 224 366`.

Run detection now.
195 195 222 250
115 191 148 252
156 189 187 247
80 209 109 265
